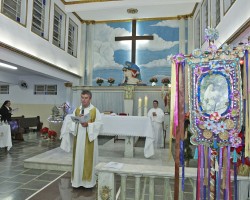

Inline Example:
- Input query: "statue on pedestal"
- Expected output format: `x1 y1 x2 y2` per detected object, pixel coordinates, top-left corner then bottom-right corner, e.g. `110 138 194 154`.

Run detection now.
120 61 146 85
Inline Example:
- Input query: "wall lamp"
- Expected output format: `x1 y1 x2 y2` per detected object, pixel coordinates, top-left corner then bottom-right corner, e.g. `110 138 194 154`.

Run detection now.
0 62 17 70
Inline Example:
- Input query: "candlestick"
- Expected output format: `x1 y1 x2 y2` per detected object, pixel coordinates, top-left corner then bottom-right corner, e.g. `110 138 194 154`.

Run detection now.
138 98 142 116
144 96 148 107
138 98 142 107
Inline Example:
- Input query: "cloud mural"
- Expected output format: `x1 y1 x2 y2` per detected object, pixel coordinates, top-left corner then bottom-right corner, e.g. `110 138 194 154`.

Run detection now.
92 20 180 85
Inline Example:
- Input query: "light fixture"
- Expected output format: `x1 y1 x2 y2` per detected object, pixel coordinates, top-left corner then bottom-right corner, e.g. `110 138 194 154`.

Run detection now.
0 62 17 70
127 8 138 14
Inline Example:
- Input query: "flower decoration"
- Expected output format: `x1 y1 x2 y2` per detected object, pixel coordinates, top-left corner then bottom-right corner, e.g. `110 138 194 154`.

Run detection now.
40 127 49 134
149 77 158 83
48 130 57 140
204 27 219 41
96 78 104 84
161 77 170 84
107 78 115 84
173 53 185 63
209 112 221 122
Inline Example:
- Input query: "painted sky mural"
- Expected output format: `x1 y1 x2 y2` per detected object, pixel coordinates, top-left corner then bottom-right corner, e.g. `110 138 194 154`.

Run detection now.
92 20 180 86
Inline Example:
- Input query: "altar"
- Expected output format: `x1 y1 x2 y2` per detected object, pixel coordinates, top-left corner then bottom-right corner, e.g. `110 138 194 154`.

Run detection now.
0 124 12 151
100 115 155 158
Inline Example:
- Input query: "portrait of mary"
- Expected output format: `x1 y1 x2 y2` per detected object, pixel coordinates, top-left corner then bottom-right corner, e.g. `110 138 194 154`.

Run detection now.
199 73 229 115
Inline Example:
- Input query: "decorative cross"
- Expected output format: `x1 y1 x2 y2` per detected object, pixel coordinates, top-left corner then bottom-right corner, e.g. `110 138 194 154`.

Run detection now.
115 19 153 63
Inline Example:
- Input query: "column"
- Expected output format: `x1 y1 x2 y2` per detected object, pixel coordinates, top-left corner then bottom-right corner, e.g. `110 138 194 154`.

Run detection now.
135 175 142 200
163 177 171 200
179 17 186 54
79 23 86 86
124 136 134 158
188 16 194 54
124 85 134 116
149 176 155 200
120 174 127 200
85 21 95 86
98 171 116 200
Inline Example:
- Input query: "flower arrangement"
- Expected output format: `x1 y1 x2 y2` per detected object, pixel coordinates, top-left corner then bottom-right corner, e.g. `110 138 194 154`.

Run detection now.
107 78 115 84
40 127 57 141
48 130 57 140
161 77 170 84
149 77 158 83
96 78 104 84
40 127 49 139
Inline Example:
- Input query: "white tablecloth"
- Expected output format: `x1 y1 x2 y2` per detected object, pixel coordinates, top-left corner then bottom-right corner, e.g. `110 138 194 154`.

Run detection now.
100 115 155 158
0 124 12 151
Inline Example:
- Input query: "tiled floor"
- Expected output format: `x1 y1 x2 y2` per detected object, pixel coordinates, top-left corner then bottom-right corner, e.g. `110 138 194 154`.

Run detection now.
0 132 238 200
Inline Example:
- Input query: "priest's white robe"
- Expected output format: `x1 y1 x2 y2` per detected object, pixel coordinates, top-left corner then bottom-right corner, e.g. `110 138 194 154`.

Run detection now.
61 104 103 188
147 107 164 148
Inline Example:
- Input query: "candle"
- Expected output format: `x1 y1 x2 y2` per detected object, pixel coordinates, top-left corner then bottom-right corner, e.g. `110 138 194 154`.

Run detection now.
144 96 148 107
138 98 142 107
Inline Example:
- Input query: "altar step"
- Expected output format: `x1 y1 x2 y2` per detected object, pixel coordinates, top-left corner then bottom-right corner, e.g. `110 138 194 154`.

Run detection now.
24 138 174 171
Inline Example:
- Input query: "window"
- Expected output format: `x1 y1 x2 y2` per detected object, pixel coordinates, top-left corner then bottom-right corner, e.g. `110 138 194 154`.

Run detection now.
194 11 201 48
0 85 9 94
215 0 220 26
201 0 208 44
31 0 51 39
34 85 57 95
53 5 66 49
224 0 236 14
67 19 78 57
1 0 27 25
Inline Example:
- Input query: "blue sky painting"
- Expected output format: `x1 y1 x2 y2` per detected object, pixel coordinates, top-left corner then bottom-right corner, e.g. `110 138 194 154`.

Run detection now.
92 20 180 86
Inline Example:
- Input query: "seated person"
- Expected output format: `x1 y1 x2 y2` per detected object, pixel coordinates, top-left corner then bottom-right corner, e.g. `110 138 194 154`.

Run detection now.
147 100 164 148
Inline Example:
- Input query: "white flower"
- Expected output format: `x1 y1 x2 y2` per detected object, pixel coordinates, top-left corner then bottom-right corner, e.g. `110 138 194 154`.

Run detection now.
217 121 227 132
204 120 215 130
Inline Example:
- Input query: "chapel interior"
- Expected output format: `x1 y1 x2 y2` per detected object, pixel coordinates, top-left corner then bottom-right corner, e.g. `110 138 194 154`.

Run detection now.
0 0 250 199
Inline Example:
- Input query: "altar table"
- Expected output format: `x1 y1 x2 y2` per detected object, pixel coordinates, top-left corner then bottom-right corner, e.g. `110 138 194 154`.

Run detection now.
0 124 12 151
100 115 155 158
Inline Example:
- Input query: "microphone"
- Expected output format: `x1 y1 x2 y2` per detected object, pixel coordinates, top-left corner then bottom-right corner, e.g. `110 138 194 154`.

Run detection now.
81 109 84 115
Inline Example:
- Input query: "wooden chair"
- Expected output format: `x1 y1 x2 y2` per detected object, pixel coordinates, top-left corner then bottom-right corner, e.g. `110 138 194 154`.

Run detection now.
114 113 128 143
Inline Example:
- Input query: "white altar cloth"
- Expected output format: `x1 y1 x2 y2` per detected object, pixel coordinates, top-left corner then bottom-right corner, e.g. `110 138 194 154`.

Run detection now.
60 114 155 158
0 124 12 151
100 115 155 158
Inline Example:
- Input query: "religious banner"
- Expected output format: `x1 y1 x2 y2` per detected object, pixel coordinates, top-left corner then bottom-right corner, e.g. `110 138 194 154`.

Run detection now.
170 27 250 199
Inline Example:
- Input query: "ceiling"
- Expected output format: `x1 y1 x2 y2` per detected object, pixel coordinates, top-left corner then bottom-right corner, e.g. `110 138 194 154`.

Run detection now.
63 0 201 22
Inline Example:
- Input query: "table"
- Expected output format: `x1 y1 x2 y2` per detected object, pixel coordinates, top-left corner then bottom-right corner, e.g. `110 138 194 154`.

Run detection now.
0 124 12 151
100 115 155 158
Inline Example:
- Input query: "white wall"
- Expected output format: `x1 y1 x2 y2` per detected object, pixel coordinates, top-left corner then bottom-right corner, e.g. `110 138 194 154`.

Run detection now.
0 0 82 75
193 0 250 49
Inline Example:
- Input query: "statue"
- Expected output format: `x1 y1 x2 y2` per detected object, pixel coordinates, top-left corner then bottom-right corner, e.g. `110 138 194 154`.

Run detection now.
120 61 145 85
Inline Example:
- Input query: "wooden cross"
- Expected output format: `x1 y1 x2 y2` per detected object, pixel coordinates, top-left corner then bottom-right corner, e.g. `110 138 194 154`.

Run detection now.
115 19 153 63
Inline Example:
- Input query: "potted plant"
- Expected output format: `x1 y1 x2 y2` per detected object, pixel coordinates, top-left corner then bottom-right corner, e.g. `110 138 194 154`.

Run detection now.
48 130 57 141
107 77 115 86
40 127 49 139
149 77 158 83
161 77 171 86
96 78 104 86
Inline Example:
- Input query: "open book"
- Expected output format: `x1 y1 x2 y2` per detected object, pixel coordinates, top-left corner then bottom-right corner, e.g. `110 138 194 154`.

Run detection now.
71 113 90 123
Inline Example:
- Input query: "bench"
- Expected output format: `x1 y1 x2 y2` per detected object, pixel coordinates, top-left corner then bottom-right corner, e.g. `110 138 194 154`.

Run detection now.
12 116 43 133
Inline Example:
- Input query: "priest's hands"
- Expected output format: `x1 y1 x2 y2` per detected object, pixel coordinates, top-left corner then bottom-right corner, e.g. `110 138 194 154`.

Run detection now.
81 122 88 127
153 112 157 116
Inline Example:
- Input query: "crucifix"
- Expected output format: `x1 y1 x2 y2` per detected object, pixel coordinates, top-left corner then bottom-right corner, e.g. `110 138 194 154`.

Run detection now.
115 19 153 63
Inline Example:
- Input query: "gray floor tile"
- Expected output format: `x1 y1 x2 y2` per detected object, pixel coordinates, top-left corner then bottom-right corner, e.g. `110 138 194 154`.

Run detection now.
0 181 22 193
20 180 50 190
8 174 37 183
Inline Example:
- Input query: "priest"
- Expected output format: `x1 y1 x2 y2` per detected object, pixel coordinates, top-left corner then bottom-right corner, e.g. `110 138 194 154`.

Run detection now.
63 90 103 188
147 100 164 148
